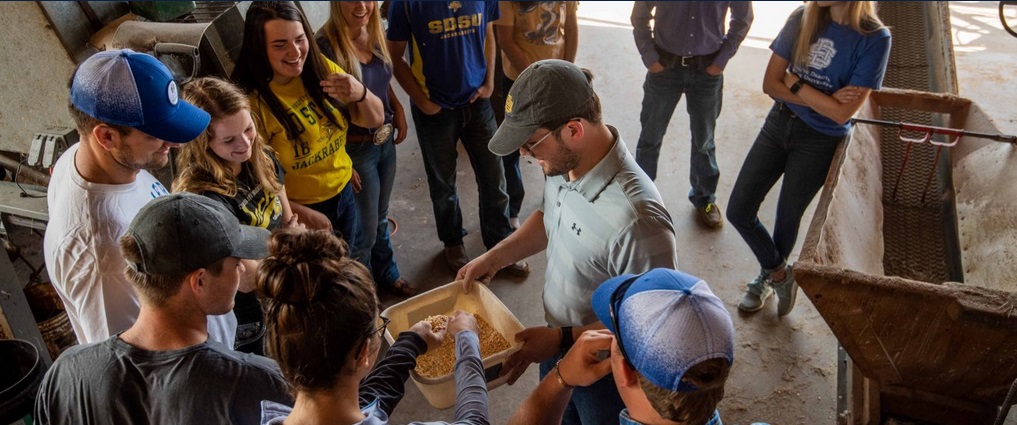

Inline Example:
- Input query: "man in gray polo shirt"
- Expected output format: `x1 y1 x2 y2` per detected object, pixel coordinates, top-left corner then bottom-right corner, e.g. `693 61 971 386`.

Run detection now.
458 59 679 425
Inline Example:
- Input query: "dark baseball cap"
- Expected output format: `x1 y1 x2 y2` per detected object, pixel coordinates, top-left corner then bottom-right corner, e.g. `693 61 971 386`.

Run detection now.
70 49 210 143
124 193 269 275
489 59 595 156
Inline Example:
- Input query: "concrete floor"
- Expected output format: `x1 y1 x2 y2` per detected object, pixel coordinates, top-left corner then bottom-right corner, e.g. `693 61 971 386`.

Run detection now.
379 2 1017 424
3 2 1014 425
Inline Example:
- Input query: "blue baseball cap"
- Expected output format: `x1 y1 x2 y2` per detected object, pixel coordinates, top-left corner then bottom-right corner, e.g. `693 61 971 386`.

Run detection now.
70 49 210 143
592 268 734 392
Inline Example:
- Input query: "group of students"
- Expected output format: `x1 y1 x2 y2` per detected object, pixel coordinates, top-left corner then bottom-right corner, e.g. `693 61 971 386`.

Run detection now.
36 1 891 424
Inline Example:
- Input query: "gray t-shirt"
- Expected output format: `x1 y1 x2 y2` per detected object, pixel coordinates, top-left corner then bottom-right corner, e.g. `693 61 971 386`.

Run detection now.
35 335 292 425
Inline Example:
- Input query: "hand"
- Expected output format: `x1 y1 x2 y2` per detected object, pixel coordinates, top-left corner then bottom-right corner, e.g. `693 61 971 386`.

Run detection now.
446 310 478 336
393 108 408 144
321 73 365 104
457 251 502 293
469 82 493 103
282 213 305 229
409 320 447 352
299 208 333 232
501 326 562 385
416 99 442 116
832 86 863 104
558 330 614 387
705 63 723 77
648 62 665 74
350 169 362 193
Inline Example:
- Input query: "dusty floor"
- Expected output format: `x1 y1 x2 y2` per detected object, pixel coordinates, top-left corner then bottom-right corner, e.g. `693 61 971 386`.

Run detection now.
5 2 1016 424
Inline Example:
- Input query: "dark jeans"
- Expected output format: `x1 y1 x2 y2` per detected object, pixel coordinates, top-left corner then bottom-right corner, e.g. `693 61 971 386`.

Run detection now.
410 98 513 249
539 353 625 425
232 291 264 355
727 103 844 272
305 182 361 261
500 75 524 218
347 134 400 287
635 66 723 207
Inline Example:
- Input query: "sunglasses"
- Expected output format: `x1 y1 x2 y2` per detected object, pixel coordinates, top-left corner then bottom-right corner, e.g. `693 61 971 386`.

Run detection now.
608 273 646 363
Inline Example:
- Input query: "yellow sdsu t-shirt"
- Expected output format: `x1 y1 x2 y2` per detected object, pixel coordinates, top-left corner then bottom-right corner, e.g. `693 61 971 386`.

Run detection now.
250 58 352 205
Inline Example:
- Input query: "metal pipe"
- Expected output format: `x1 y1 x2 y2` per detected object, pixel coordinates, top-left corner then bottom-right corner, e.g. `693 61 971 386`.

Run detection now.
0 154 50 186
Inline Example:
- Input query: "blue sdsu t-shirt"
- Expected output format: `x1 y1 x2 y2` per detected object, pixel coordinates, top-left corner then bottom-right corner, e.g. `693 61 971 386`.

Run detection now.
387 1 499 109
771 7 891 137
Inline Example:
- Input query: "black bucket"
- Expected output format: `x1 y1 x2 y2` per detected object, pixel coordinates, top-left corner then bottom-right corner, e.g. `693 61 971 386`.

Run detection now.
0 339 43 424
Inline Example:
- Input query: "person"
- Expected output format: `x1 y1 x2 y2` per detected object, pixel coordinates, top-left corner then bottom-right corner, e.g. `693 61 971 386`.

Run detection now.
631 2 753 229
35 193 292 425
317 0 415 296
727 1 890 315
459 59 680 425
507 268 735 425
173 76 299 354
387 0 529 276
256 228 490 425
495 0 579 229
42 49 237 347
233 1 384 260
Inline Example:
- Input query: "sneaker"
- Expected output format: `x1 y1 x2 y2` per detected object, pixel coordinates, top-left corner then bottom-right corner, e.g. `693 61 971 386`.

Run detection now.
443 244 470 273
501 260 530 278
773 264 798 316
696 202 724 229
737 271 773 312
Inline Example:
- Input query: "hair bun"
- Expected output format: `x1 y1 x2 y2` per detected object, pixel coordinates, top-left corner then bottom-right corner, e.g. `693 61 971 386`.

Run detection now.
256 228 350 305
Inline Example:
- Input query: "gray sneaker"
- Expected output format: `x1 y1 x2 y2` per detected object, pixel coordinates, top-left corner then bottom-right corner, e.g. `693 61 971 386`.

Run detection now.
738 271 773 312
773 264 798 316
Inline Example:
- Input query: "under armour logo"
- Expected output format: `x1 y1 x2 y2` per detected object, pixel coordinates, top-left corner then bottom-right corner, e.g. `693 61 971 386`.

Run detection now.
571 223 581 236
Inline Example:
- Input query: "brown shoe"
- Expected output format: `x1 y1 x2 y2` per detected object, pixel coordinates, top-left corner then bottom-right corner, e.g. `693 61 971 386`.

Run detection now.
501 260 531 278
388 278 418 297
696 202 724 229
443 244 470 273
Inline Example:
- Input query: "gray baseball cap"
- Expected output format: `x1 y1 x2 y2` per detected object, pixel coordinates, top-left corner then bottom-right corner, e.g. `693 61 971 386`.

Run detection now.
489 59 595 156
125 193 270 275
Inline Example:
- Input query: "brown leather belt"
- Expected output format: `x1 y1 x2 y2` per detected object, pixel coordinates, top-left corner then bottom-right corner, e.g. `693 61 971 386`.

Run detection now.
347 133 374 144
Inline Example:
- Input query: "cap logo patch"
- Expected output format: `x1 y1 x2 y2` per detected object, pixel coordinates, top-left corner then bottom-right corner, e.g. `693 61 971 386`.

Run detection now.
167 81 179 106
505 94 513 114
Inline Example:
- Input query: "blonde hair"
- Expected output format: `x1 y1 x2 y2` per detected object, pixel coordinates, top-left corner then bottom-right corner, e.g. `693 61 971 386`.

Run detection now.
792 1 885 69
173 77 282 198
321 1 391 81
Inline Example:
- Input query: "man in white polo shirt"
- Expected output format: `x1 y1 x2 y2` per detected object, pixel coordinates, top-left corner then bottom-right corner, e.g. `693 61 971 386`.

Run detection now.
459 59 679 425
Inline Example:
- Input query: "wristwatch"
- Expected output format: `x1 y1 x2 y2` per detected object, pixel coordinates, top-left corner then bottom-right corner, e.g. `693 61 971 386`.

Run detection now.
559 326 574 355
789 78 805 95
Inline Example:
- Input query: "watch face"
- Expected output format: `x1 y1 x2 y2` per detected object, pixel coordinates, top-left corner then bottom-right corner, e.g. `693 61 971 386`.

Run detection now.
373 123 393 145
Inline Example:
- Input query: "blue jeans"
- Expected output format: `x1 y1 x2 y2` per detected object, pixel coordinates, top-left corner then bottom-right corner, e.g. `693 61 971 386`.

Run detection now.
539 353 625 425
346 134 400 287
305 183 361 262
410 98 513 249
500 75 524 218
726 103 844 272
635 67 723 207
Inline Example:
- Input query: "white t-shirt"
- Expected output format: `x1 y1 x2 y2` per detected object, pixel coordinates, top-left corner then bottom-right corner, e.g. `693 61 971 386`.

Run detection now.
44 143 237 347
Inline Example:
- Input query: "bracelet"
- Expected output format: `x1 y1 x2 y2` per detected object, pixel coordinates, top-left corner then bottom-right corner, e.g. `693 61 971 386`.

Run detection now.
554 358 575 389
559 326 574 355
354 84 368 103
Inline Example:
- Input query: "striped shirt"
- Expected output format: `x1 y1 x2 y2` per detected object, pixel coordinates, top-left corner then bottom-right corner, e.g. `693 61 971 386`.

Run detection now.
541 126 679 327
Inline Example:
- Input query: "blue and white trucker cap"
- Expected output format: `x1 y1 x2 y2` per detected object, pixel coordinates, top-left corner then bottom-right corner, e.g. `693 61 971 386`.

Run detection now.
70 49 209 143
593 268 734 392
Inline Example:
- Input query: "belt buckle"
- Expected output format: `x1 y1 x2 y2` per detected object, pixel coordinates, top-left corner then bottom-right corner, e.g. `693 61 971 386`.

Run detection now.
681 56 694 67
373 123 393 145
